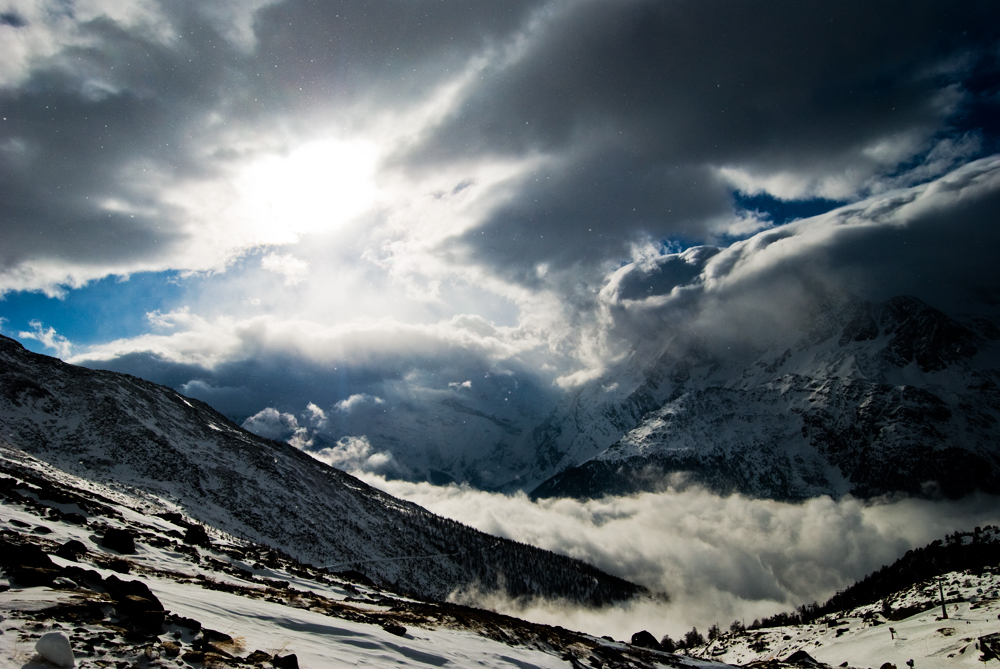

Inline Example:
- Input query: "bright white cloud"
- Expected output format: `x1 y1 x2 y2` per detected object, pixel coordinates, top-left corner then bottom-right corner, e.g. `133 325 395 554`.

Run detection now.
18 320 72 359
241 407 302 442
260 252 310 286
335 394 384 413
304 402 327 427
308 435 400 476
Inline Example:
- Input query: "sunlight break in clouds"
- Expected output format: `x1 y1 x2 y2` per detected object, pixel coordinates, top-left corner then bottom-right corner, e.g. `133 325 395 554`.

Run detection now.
360 475 1000 642
235 138 379 242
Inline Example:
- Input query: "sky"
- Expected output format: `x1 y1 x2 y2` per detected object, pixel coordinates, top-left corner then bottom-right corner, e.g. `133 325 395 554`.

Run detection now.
2 1 1000 478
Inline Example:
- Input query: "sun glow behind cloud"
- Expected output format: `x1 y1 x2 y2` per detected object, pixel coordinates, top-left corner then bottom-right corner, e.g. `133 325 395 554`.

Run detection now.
235 138 380 241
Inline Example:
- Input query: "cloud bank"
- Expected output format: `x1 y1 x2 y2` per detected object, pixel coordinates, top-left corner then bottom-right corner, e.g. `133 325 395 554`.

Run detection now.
362 476 1000 641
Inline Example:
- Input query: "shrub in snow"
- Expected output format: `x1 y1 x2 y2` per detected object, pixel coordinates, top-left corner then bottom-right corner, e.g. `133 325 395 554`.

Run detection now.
36 632 74 667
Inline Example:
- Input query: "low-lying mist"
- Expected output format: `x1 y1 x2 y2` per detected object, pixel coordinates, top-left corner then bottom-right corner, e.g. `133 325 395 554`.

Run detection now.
359 474 1000 642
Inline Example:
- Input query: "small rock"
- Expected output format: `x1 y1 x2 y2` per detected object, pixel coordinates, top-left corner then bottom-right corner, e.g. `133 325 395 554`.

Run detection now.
183 525 212 548
784 650 823 666
108 558 131 574
181 650 205 663
36 631 75 668
245 650 272 663
202 628 232 643
55 540 88 562
160 641 181 657
100 528 136 554
168 614 202 632
382 623 407 637
273 654 299 669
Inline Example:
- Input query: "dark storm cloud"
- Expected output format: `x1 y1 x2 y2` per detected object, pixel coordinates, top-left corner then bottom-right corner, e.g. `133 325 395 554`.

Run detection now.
5 0 998 295
405 0 1000 279
0 0 545 291
249 0 543 111
0 8 250 283
600 155 1000 358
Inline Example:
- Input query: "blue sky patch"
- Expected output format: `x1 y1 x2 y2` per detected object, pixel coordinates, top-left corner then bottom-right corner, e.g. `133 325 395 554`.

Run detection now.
0 271 188 354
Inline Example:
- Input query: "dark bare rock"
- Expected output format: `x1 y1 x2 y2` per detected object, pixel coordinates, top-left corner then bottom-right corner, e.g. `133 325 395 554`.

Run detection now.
100 528 136 554
0 536 62 586
183 524 212 548
629 630 661 650
382 623 407 637
273 654 300 669
55 539 88 561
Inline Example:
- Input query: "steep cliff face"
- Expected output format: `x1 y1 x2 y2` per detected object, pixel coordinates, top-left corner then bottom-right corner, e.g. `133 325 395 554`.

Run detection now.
532 296 1000 500
0 335 642 604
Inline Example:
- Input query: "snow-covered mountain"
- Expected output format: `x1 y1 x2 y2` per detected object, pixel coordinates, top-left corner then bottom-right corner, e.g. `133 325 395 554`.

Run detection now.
532 296 1000 500
0 334 641 605
0 447 723 669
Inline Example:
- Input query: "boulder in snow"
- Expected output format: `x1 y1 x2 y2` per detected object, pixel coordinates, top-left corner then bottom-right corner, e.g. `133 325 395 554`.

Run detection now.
630 630 661 650
35 632 74 668
99 528 136 554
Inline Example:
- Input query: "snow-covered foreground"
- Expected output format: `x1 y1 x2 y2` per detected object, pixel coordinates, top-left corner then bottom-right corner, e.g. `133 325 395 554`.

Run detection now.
690 570 1000 668
3 422 1000 668
0 446 726 668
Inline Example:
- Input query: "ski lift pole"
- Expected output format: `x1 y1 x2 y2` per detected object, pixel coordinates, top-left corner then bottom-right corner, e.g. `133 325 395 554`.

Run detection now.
938 576 948 620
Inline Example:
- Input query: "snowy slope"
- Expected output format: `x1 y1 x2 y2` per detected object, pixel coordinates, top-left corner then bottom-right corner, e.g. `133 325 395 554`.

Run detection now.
0 447 725 669
0 335 641 605
533 296 1000 500
689 568 1000 668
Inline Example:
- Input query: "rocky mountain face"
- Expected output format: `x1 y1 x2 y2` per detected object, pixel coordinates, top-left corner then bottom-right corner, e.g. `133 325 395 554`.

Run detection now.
0 335 642 604
531 296 1000 500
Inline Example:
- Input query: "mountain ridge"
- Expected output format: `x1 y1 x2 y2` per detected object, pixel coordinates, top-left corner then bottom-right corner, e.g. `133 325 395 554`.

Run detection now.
0 334 643 605
532 295 1000 500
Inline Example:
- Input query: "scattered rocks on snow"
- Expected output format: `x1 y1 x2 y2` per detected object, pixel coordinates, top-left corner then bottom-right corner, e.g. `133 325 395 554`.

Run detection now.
35 631 75 667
